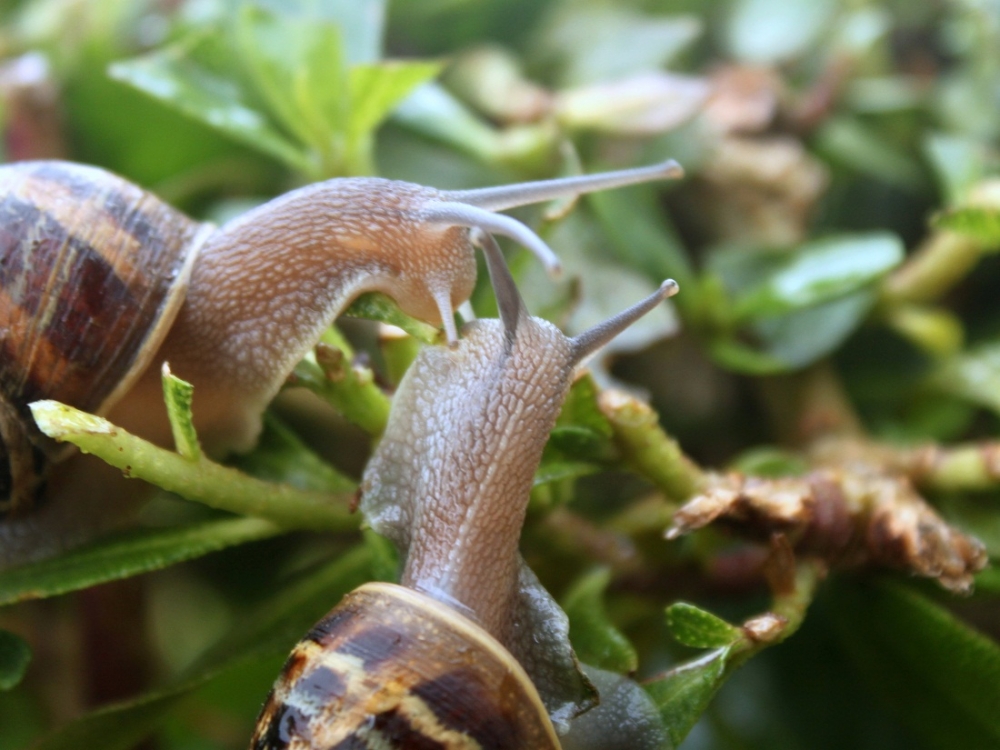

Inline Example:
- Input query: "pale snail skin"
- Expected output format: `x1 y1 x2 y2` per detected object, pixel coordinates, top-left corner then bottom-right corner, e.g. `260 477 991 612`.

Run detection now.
0 158 682 569
251 233 675 748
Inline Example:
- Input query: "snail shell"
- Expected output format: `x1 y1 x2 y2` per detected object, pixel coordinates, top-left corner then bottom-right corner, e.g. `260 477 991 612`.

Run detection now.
250 581 560 749
0 161 211 515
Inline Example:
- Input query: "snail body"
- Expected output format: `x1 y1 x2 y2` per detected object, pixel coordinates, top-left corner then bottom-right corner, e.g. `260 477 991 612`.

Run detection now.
251 232 678 747
0 158 681 567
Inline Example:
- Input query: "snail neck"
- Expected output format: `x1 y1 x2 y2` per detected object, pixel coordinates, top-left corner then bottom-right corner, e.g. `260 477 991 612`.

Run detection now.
387 320 574 641
156 178 453 454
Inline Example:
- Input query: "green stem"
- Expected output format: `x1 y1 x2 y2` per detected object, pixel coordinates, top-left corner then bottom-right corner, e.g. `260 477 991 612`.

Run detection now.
882 230 982 305
29 401 357 531
598 390 705 502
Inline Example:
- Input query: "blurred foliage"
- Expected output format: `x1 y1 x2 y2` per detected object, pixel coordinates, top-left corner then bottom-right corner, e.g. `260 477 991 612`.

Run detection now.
0 0 999 748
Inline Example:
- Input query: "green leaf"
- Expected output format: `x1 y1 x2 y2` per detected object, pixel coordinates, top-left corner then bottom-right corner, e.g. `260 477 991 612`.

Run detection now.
729 446 808 477
0 629 31 690
708 337 788 375
562 568 638 673
933 205 1000 248
831 579 1000 750
924 132 988 205
109 32 310 173
731 234 904 320
31 546 374 750
230 414 356 493
816 117 924 188
933 341 1000 417
344 292 440 343
534 5 701 86
667 602 743 648
547 426 615 462
557 375 614 439
750 291 877 369
347 60 443 168
532 460 600 489
726 0 836 63
644 647 731 747
237 5 348 161
0 518 280 606
248 0 387 64
162 366 201 460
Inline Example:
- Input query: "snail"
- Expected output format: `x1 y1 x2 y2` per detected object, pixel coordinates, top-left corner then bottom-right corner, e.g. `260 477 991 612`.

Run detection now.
250 232 676 749
0 158 682 567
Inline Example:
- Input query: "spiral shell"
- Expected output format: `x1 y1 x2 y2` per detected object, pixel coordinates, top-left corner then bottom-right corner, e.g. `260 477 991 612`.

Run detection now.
250 582 561 749
0 161 211 514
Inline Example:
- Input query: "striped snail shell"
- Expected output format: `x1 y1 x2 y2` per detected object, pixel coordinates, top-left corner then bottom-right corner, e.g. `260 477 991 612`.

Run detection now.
250 582 561 749
0 161 211 516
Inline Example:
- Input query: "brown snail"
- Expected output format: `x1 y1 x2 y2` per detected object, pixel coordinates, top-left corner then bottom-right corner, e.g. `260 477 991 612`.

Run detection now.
0 158 682 568
250 233 675 749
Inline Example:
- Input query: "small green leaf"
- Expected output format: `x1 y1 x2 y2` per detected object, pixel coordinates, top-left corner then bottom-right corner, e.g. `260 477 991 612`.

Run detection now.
162 366 200 460
727 0 836 63
933 205 1000 248
557 375 614 439
933 341 1000 417
0 629 31 690
644 647 731 747
708 337 788 375
729 446 808 477
0 519 280 606
924 133 988 205
547 426 615 462
347 60 443 168
831 579 1000 750
732 234 904 320
109 32 310 173
532 460 600 489
562 568 638 673
667 602 743 648
344 292 440 343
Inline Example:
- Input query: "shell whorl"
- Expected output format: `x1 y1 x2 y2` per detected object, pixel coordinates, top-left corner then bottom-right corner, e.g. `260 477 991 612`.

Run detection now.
250 582 561 750
0 161 209 513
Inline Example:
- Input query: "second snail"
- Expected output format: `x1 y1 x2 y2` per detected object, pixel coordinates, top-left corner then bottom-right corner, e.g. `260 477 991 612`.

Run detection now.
249 232 679 748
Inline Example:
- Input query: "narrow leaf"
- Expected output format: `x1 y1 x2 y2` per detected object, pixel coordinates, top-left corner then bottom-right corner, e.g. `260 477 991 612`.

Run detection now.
31 546 374 750
644 648 731 747
562 568 639 673
162 365 200 460
0 629 31 690
667 602 743 649
0 518 280 606
831 578 1000 750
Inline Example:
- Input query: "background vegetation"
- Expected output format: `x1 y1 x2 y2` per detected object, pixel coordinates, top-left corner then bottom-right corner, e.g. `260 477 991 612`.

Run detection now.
1 0 999 748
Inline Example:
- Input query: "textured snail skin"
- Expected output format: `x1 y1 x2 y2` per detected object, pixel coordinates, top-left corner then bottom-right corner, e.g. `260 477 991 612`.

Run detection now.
250 582 560 750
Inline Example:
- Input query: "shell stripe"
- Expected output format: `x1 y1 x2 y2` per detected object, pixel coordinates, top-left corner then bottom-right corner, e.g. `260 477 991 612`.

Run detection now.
0 163 202 416
249 583 560 750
